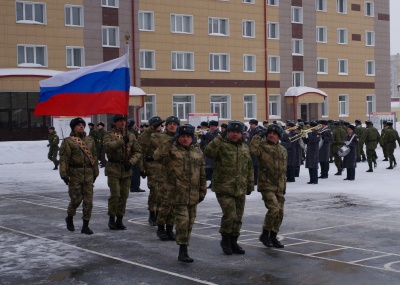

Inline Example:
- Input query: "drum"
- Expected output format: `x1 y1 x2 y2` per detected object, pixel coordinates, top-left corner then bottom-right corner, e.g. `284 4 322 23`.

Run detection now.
337 145 350 157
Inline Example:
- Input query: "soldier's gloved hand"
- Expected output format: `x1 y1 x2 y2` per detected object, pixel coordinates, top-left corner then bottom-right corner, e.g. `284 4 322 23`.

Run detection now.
124 161 133 171
246 190 252 195
153 120 165 129
198 196 204 203
345 141 350 146
140 171 147 179
61 176 69 185
47 144 50 147
123 135 129 144
221 130 227 139
169 131 180 143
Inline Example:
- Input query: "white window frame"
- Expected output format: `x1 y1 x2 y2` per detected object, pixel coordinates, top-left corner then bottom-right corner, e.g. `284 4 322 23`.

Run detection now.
66 46 84 68
139 50 155 70
338 94 349 117
337 0 347 14
101 0 119 8
337 28 348 44
267 0 279 6
366 60 375 76
316 26 327 43
268 56 280 73
243 54 256 72
338 59 348 75
316 0 327 12
366 95 376 116
16 1 46 24
317 58 328 74
102 26 120 47
292 39 304 56
173 95 195 121
140 94 156 122
242 20 255 38
292 72 304 87
364 1 374 17
365 31 375 46
244 94 257 120
291 7 303 24
321 98 329 117
17 44 47 67
209 53 230 72
210 95 231 120
267 22 279 39
172 51 194 71
208 17 229 36
138 11 154 31
65 5 83 27
268 95 281 118
170 14 193 34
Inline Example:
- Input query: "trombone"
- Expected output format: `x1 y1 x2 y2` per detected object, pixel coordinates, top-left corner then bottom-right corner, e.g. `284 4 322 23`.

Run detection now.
289 124 321 142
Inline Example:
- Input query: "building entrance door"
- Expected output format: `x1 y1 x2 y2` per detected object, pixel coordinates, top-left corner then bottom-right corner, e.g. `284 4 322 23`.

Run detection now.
300 104 308 121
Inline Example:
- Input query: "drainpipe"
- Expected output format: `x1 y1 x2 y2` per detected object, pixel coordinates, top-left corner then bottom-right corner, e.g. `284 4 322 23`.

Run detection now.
264 1 268 120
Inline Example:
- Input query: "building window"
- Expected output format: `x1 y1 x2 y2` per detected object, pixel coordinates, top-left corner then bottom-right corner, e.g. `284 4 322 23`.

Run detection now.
16 1 46 24
210 95 230 120
366 95 376 115
139 50 155 70
102 26 119 47
317 58 328 74
366 60 375 76
243 54 256 72
172 52 194 71
291 7 303 24
65 5 83 27
17 45 47 67
101 0 118 8
316 26 327 43
209 17 229 36
316 0 327 11
242 20 255 38
171 14 193 34
321 99 329 117
267 22 279 39
243 0 255 3
209 53 230 72
365 1 374 17
337 28 348 44
244 95 256 119
268 56 280 73
337 0 347 14
140 95 156 121
268 95 281 118
66 47 84 68
138 11 154 31
366 31 375 46
267 0 279 6
292 39 303 55
173 95 194 120
292 72 304 87
338 95 348 116
338 59 348 75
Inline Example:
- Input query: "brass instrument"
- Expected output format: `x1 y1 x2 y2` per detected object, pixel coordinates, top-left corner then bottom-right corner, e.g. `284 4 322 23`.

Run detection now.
284 125 299 134
195 128 209 136
289 124 322 142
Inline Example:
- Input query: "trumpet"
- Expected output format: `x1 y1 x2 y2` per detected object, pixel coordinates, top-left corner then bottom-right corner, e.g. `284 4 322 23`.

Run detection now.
285 125 299 133
289 124 321 142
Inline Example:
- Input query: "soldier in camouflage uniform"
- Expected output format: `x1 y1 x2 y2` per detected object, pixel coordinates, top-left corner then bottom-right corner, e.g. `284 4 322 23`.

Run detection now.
96 122 107 167
361 120 381 172
204 120 254 255
331 120 346 175
381 121 400 169
153 125 206 263
354 119 367 162
59 118 99 235
127 119 144 193
104 115 142 230
137 116 165 226
250 123 287 248
47 126 60 170
381 121 388 161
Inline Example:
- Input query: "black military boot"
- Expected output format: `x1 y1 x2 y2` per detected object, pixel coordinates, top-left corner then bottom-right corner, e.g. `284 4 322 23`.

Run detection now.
386 162 393 169
366 163 373 172
230 236 245 254
65 215 75 231
157 224 169 241
220 234 233 255
148 211 157 226
81 220 93 235
53 161 59 170
178 244 194 263
362 156 367 162
394 158 397 167
270 231 284 248
334 169 342 175
374 161 377 168
383 158 388 161
108 216 117 230
259 229 272 247
166 224 176 241
116 216 127 230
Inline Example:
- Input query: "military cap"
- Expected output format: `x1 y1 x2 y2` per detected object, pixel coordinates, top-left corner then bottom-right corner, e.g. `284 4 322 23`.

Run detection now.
320 119 328 125
177 124 195 139
88 123 94 127
383 120 387 124
263 120 269 124
348 124 356 130
287 121 296 127
48 126 55 130
304 121 309 125
297 119 303 122
328 119 334 124
97 122 105 127
355 119 361 124
365 120 372 125
165 115 180 126
333 120 340 126
127 118 136 127
70 117 86 129
209 120 219 127
386 121 393 126
249 119 258 125
266 123 283 138
200 121 209 127
221 123 228 129
310 121 319 127
148 116 164 126
227 120 245 133
112 114 126 123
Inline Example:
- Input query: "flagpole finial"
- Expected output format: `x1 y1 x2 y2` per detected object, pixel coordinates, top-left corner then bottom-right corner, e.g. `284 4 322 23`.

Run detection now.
125 32 130 44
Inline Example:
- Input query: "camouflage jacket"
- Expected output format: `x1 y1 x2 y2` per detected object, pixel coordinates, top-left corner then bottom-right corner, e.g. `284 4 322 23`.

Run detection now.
360 125 381 150
381 127 400 147
137 126 160 175
48 131 60 149
332 126 346 152
103 128 142 178
204 135 254 196
153 140 207 205
250 135 287 193
59 131 99 180
150 131 175 182
97 129 106 148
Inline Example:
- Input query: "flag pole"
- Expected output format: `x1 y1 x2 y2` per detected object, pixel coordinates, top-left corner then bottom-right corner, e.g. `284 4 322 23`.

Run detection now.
124 32 130 165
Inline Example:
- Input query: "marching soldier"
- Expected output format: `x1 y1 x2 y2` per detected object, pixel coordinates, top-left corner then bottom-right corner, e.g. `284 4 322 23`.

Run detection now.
318 120 333 179
381 120 389 161
361 120 381 172
331 120 346 175
127 119 144 193
104 115 142 230
381 121 400 169
247 119 263 185
200 120 221 188
354 119 367 162
47 126 60 170
59 117 99 235
96 122 107 167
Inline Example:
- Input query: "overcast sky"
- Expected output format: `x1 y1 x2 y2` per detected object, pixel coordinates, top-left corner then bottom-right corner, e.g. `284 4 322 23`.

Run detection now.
391 0 400 54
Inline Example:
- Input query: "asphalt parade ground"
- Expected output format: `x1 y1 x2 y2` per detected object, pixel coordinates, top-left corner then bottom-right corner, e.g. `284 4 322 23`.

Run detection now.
2 153 400 284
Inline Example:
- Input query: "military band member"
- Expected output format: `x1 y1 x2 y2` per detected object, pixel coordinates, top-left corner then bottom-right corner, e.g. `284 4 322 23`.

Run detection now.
281 121 297 182
318 120 333 179
381 121 400 169
361 120 381 172
47 126 60 170
60 117 99 235
305 121 320 184
342 125 359 180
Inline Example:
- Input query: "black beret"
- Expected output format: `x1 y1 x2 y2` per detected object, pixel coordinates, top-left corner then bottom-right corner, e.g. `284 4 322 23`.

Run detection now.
70 117 86 129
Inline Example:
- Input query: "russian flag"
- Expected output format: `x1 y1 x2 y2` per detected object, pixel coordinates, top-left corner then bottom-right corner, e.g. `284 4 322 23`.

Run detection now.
34 54 130 116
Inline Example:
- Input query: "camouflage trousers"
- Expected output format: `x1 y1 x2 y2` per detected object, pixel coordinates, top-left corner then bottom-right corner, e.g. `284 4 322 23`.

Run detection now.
261 190 285 233
382 144 388 159
386 144 396 163
48 147 59 166
147 176 160 212
156 185 175 226
107 176 130 217
172 204 197 245
366 149 377 167
216 193 245 236
333 153 343 171
67 181 93 221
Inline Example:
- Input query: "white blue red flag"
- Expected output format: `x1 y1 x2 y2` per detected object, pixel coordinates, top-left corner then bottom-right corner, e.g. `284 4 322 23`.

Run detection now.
34 54 130 116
